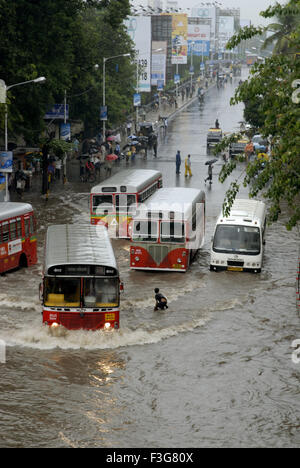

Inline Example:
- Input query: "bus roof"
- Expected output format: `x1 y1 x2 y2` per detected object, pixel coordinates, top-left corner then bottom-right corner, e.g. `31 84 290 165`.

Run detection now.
0 202 33 222
91 169 162 195
44 224 118 272
217 199 266 226
133 187 205 220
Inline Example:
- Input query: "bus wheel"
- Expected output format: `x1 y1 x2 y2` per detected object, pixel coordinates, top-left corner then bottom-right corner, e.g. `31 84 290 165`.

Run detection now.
19 254 28 269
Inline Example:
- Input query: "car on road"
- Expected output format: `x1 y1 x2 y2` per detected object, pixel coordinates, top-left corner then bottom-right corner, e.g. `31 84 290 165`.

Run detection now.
229 137 249 158
207 128 222 149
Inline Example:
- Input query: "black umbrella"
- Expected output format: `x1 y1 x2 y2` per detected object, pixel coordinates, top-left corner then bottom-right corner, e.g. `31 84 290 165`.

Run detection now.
205 158 218 165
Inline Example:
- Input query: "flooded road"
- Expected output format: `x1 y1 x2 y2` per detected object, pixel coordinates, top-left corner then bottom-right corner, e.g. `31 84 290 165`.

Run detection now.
0 73 299 448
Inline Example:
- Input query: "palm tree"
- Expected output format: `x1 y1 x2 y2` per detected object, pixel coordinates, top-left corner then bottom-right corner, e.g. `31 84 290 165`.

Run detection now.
262 11 300 54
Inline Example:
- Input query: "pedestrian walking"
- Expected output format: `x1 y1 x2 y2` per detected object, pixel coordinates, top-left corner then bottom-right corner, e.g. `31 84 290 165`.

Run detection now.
205 164 213 184
245 141 254 163
154 288 168 311
185 154 192 177
176 150 181 174
153 136 158 158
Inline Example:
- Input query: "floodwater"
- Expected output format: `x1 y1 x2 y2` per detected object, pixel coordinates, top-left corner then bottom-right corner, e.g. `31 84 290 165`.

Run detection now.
0 71 299 448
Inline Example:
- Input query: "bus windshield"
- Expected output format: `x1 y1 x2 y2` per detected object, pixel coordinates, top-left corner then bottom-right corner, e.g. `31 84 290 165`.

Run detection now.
44 277 80 307
160 221 185 243
213 225 261 255
92 195 114 214
133 220 158 242
83 277 119 307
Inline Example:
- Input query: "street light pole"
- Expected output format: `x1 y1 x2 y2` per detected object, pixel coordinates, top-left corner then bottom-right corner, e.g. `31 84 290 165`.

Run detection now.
102 53 130 142
2 76 46 202
190 42 195 91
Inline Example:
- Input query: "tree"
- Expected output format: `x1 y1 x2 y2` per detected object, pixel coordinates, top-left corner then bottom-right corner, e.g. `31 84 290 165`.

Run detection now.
217 0 300 230
0 0 134 144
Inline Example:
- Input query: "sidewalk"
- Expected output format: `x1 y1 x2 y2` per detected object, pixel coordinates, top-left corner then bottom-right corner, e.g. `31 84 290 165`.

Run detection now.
9 77 217 200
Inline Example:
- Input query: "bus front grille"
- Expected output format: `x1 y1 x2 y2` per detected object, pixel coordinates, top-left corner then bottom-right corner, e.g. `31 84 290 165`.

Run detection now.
59 312 105 330
148 245 169 265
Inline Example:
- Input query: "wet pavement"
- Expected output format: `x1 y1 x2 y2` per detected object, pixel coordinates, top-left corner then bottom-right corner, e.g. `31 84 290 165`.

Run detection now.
0 69 299 448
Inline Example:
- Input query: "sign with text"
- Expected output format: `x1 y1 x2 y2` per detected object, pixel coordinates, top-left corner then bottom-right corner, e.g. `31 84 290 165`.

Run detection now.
151 41 167 86
171 13 188 65
124 16 151 92
188 24 210 57
44 104 68 120
0 151 13 173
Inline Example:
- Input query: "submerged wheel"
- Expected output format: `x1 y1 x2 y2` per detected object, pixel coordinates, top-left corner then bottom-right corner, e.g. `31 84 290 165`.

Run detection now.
19 253 28 269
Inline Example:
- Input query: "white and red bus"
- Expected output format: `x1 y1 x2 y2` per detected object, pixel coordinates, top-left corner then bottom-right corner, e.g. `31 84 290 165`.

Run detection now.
41 224 121 331
0 202 37 274
90 169 162 238
130 188 205 272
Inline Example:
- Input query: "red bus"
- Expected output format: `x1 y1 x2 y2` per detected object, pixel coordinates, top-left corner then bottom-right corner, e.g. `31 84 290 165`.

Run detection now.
41 224 121 331
130 188 205 272
0 202 37 274
90 169 162 238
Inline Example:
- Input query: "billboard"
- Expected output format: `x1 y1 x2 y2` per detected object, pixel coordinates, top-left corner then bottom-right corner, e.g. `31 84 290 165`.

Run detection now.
190 6 216 50
188 24 210 57
44 104 69 120
218 16 235 52
171 14 188 65
124 16 151 92
151 41 167 86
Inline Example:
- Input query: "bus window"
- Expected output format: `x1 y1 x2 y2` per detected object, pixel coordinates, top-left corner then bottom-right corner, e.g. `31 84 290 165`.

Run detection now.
30 215 35 235
10 221 17 240
44 277 80 307
133 220 158 242
116 194 137 213
93 195 114 214
16 218 22 238
25 218 30 237
213 225 260 255
83 277 119 307
2 223 9 243
160 221 185 243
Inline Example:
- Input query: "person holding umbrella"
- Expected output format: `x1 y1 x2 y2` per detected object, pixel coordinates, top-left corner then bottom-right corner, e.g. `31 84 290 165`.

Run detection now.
176 150 181 174
204 159 217 185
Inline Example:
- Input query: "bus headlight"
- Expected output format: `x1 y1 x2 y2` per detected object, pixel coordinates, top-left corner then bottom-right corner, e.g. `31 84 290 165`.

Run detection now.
51 322 59 328
104 322 111 329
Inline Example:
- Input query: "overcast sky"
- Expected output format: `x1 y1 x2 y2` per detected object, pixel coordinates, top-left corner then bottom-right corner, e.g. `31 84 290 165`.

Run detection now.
133 0 280 26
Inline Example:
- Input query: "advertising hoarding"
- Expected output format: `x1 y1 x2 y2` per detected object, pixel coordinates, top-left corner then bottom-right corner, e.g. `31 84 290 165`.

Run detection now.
124 16 152 92
0 151 13 173
218 16 235 52
171 13 188 65
188 24 210 57
151 41 167 86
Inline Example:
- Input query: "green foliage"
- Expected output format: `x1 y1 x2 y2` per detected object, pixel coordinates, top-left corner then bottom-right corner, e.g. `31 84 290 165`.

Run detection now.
0 0 134 144
221 0 300 230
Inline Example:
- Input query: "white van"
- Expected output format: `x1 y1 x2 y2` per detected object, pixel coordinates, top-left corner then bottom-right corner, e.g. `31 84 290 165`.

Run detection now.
210 199 267 273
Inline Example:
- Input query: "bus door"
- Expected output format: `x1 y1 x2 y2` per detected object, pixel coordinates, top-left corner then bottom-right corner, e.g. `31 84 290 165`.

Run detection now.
115 194 137 237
